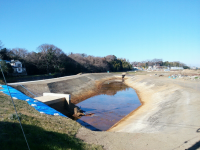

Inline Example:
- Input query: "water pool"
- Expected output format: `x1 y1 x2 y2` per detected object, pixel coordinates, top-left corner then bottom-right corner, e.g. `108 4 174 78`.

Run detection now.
76 82 141 131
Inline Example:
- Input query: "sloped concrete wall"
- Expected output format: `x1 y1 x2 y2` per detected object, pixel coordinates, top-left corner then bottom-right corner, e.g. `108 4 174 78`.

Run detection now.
10 73 118 104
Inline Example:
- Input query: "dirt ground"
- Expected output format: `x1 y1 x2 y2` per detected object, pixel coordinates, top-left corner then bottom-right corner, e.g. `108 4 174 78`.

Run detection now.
76 71 200 150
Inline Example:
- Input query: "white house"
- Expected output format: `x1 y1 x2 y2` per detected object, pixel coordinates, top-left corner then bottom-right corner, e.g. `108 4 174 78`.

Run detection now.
0 59 27 75
10 60 27 74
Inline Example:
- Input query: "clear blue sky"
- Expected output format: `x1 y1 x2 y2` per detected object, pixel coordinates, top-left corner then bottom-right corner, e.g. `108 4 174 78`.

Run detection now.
0 0 200 67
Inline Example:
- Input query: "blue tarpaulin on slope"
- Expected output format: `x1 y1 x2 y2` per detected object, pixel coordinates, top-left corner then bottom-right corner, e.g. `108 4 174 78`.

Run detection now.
0 85 66 117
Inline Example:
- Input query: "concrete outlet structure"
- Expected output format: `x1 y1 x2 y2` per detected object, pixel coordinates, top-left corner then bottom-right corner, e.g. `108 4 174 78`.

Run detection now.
43 93 71 105
35 93 71 105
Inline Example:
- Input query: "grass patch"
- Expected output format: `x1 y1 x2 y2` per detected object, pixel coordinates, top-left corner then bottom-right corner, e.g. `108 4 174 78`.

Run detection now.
0 93 104 150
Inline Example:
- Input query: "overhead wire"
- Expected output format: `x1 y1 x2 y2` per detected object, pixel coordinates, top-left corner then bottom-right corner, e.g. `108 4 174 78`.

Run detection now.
0 64 30 150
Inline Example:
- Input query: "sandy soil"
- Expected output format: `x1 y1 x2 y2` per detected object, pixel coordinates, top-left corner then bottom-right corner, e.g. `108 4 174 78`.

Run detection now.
76 74 200 150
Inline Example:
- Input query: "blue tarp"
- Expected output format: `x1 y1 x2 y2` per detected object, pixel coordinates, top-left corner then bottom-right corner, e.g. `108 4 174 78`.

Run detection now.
168 76 176 79
0 85 66 117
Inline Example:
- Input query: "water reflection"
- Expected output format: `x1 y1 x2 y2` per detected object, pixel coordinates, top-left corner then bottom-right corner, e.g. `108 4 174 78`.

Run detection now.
98 82 130 96
76 82 141 131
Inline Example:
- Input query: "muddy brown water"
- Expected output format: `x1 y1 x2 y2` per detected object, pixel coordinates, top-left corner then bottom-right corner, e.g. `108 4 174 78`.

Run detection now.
76 82 141 131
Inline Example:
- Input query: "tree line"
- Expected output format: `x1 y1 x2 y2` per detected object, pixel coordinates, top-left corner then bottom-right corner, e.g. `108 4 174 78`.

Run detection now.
0 41 132 76
132 58 190 69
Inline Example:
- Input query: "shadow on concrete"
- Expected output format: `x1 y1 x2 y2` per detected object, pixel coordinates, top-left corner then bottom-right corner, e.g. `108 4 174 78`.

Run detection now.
48 101 101 131
196 128 200 132
48 100 74 117
186 140 200 150
0 121 91 150
76 119 101 131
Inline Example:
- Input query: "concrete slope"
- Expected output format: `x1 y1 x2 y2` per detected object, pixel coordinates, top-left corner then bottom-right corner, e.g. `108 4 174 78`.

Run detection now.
109 75 200 134
9 73 117 103
76 75 200 150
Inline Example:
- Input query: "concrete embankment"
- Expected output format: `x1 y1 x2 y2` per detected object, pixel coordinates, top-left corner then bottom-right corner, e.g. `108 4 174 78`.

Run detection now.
9 73 119 104
109 75 200 133
76 75 200 150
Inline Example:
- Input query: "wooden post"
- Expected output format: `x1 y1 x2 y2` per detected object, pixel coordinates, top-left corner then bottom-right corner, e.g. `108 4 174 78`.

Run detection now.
74 107 78 116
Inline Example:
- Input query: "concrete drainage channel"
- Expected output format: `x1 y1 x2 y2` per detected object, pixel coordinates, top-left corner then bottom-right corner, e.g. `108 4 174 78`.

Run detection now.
8 73 141 131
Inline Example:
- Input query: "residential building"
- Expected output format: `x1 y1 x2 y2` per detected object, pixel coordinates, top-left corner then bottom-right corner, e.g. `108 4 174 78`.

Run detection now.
10 60 27 75
0 59 27 75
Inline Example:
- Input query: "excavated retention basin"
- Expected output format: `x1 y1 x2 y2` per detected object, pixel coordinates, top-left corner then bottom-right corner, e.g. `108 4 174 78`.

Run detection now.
10 74 141 131
75 81 141 131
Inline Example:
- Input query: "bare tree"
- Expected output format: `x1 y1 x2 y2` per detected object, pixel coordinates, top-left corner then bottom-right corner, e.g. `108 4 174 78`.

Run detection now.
26 52 40 63
68 53 111 72
105 55 117 62
152 58 163 66
0 40 4 50
131 61 138 67
11 48 28 59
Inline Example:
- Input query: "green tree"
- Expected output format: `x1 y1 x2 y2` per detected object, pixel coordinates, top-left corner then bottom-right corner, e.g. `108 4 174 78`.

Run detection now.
0 48 11 60
0 60 13 76
183 66 190 69
37 44 63 74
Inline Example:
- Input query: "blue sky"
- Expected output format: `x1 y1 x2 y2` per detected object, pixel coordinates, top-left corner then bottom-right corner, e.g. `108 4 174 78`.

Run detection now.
0 0 200 67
